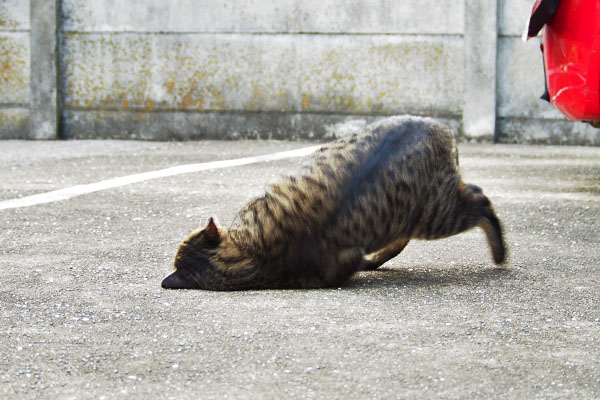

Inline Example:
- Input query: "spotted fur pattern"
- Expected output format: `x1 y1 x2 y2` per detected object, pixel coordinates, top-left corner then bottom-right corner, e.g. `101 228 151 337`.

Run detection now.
162 116 506 290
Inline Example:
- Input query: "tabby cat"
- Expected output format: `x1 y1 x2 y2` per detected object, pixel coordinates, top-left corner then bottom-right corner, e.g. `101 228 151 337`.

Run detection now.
162 116 506 290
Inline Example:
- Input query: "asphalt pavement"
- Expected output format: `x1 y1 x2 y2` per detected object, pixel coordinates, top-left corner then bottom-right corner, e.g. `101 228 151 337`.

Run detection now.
0 138 599 399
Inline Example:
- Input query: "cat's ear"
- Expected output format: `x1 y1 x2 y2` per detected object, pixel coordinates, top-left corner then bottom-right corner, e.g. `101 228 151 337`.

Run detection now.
204 217 220 242
161 270 200 289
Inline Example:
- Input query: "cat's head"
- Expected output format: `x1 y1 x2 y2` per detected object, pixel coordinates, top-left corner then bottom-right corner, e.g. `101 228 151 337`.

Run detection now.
162 217 226 290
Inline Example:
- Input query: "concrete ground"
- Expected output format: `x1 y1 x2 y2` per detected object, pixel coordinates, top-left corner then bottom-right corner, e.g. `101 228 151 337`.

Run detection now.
0 138 599 399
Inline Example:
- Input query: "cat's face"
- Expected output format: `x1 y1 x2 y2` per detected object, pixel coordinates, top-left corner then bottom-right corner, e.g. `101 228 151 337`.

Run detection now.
162 218 222 289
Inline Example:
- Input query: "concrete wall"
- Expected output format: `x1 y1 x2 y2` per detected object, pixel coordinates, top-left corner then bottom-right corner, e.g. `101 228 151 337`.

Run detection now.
59 0 464 140
2 0 600 143
0 0 30 138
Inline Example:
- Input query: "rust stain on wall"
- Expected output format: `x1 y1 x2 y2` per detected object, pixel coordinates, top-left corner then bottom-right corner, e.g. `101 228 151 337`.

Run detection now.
165 80 176 95
62 34 232 112
60 32 460 117
0 9 19 29
0 35 29 103
301 96 310 109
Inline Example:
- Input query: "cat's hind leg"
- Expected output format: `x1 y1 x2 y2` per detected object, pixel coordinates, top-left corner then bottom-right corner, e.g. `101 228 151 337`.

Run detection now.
362 237 410 271
477 205 505 265
458 183 506 265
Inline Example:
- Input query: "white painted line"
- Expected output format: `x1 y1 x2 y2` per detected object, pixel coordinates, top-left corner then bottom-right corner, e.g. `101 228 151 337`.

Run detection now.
0 145 322 211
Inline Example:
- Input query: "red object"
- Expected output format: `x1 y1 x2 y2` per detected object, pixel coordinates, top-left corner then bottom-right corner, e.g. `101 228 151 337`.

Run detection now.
542 0 600 121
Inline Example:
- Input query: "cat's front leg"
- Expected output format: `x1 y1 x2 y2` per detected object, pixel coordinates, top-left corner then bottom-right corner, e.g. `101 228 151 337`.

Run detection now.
308 247 366 288
362 237 410 270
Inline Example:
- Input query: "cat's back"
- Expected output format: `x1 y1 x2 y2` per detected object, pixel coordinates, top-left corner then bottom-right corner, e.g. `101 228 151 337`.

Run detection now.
263 115 458 215
364 115 457 167
313 116 457 188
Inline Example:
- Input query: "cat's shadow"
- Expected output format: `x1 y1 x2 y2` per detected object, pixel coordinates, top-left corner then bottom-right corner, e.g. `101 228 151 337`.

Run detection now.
346 265 514 289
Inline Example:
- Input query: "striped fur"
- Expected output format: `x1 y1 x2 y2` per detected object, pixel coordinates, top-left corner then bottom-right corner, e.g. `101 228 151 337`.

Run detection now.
162 116 506 290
